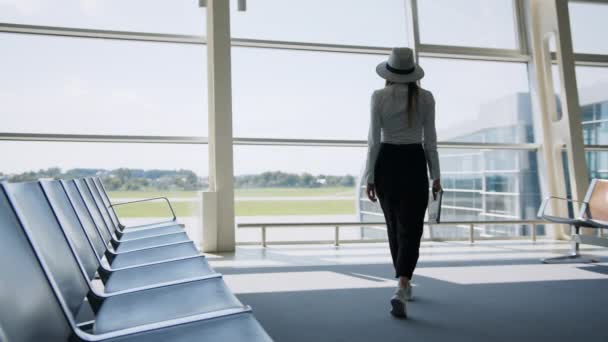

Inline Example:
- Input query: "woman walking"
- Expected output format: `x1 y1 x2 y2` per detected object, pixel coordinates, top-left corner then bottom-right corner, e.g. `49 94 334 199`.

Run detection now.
364 47 441 318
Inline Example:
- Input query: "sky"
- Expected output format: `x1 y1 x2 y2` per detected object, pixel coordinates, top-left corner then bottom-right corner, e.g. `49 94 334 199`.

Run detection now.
0 0 606 176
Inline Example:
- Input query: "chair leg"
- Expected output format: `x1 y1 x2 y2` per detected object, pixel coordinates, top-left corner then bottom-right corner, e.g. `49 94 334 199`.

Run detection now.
542 226 599 264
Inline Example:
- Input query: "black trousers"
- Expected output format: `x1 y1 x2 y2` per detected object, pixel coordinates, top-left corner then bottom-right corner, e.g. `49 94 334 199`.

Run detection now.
374 143 429 279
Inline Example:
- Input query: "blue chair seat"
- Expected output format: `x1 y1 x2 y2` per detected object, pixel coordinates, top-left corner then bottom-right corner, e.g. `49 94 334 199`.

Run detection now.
114 233 192 253
94 278 242 334
111 243 200 268
104 257 215 293
103 312 272 342
119 224 184 240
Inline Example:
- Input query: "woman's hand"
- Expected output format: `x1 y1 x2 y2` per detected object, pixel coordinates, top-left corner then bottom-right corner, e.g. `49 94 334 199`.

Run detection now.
432 179 442 200
366 183 377 202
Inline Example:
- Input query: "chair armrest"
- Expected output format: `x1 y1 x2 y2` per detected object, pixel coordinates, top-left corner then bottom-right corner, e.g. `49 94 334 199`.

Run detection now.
537 196 586 223
582 218 608 229
110 197 177 222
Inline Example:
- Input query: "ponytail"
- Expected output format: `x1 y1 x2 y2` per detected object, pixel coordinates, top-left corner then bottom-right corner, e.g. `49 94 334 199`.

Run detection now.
406 82 418 128
385 80 419 128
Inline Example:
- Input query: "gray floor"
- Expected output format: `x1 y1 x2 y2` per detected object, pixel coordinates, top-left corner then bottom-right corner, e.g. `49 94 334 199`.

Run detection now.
209 241 608 342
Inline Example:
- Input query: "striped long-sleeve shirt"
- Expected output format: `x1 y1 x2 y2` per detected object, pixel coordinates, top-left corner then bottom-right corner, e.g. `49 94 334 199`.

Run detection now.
364 83 441 184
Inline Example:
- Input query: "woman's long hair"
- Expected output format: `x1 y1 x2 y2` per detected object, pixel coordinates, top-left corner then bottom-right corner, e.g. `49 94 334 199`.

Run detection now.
386 80 418 128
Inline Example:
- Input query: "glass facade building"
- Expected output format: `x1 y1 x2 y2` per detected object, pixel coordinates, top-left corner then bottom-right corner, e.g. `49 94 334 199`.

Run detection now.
581 84 608 180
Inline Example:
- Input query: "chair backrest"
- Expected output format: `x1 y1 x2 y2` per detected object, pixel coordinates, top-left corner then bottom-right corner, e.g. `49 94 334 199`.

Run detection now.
63 179 110 257
84 178 118 234
2 182 89 318
0 185 76 341
74 178 115 243
41 180 100 280
583 179 608 221
92 177 121 229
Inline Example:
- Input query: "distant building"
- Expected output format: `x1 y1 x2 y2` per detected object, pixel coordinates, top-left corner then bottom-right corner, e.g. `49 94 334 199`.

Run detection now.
580 83 608 179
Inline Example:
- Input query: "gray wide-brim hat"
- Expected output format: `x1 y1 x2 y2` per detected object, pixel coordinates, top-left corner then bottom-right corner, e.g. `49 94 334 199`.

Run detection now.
376 47 424 83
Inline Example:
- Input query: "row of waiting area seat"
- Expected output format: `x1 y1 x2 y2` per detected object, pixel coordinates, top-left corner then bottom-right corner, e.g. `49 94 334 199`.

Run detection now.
0 177 272 341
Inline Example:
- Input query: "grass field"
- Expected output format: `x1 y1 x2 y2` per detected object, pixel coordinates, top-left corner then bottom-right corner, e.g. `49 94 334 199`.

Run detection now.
109 191 198 199
235 200 355 216
235 187 355 197
112 201 198 218
109 187 355 199
108 187 357 217
112 199 356 217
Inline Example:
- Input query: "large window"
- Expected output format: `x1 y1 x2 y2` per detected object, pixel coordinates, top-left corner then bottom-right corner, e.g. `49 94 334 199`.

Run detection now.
230 0 408 47
575 66 608 145
233 145 364 243
0 141 208 181
0 141 208 245
568 1 608 55
5 0 591 244
575 66 608 187
232 47 385 139
568 0 608 187
0 0 206 34
586 151 608 180
0 33 208 136
419 58 533 143
417 0 519 49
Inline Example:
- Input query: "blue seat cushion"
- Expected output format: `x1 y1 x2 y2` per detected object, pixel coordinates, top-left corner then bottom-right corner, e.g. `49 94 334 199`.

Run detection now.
105 257 214 293
119 224 184 241
115 233 192 253
110 243 200 268
102 312 272 342
94 278 242 334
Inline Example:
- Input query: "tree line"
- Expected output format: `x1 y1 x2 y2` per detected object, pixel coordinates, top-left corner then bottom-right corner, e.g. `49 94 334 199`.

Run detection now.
0 168 356 191
0 168 204 191
234 171 355 188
